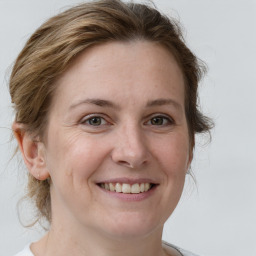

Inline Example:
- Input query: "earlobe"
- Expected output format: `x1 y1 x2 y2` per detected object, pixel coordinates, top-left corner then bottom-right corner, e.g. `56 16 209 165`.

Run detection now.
12 122 50 180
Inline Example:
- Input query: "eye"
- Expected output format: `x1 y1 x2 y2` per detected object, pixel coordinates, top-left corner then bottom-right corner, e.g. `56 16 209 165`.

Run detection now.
146 115 174 126
81 116 108 126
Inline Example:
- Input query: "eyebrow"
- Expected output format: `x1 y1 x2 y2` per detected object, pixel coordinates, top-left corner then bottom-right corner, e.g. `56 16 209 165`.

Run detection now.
69 98 182 111
69 98 118 110
146 98 182 111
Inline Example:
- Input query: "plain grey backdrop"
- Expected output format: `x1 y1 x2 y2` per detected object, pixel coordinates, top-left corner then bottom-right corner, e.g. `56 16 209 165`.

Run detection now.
0 0 255 255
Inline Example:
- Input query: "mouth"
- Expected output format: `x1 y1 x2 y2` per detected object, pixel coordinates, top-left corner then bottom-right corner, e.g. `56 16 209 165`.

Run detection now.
97 182 156 194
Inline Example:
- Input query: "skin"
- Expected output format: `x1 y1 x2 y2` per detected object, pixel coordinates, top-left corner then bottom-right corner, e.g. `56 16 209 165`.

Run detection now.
13 41 192 256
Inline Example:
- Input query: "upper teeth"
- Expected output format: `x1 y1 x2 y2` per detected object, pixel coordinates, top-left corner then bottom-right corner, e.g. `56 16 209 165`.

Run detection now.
100 183 151 194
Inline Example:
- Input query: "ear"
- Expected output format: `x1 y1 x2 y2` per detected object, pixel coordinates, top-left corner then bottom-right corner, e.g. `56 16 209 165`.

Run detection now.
12 122 50 180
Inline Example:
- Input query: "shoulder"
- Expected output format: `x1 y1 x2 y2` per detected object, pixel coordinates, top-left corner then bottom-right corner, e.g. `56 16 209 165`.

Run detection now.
162 241 200 256
14 244 34 256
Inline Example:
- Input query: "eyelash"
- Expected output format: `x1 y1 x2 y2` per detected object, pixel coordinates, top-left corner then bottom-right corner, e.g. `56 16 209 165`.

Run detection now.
79 114 175 128
80 114 110 127
145 115 174 126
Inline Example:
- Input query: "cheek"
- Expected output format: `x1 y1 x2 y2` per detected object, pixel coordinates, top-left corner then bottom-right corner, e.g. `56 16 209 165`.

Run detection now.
45 131 109 186
151 132 190 177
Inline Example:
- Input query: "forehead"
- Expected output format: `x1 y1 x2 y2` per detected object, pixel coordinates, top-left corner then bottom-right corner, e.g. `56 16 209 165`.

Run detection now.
52 40 185 111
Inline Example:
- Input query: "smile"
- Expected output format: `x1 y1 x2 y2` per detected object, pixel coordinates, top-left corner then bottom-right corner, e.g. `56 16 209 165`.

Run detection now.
98 182 154 194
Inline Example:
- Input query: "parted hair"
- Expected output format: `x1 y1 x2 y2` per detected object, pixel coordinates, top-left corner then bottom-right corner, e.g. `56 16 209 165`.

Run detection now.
10 0 212 225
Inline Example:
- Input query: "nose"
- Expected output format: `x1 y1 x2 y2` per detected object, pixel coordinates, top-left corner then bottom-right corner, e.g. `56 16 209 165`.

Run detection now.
111 124 150 169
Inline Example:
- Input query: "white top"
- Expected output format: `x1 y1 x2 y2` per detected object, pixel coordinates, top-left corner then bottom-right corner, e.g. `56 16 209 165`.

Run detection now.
163 241 199 256
14 244 34 256
14 242 199 256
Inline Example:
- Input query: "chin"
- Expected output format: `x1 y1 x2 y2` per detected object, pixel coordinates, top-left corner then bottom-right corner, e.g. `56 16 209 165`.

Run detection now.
98 211 164 240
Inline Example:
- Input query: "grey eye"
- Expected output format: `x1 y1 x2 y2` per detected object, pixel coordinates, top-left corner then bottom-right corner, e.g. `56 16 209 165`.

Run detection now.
87 117 104 126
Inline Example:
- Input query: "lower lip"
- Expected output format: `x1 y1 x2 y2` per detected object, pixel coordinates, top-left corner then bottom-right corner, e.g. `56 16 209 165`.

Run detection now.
97 185 158 201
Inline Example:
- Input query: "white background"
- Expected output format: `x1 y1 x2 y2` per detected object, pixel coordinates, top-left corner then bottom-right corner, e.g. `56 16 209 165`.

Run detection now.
0 0 255 255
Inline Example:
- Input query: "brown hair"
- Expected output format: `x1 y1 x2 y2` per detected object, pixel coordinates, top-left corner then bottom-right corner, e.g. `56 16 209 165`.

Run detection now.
10 0 213 224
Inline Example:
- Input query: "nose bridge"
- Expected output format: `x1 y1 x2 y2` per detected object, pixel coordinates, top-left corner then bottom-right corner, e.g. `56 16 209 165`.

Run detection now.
112 121 149 168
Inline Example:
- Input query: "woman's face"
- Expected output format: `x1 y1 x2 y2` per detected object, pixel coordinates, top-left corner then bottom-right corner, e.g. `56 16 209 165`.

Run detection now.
42 41 191 239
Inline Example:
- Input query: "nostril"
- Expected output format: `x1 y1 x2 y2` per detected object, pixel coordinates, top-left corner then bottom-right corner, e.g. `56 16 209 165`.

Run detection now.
117 160 134 168
116 159 149 169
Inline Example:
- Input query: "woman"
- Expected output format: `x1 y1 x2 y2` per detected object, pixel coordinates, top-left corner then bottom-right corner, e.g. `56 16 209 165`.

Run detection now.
10 0 212 255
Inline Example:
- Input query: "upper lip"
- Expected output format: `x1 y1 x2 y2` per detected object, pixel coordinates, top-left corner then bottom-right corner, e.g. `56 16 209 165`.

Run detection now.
96 177 159 185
